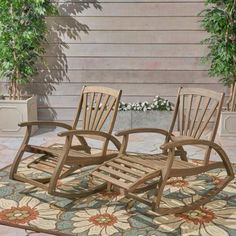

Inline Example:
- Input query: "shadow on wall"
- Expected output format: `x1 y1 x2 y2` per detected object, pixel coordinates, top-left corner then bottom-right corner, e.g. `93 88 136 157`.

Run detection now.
24 1 102 121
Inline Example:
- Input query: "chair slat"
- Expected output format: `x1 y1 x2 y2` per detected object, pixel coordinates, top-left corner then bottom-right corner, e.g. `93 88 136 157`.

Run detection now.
107 161 144 177
231 83 236 111
97 97 116 131
85 92 95 130
92 171 131 189
196 101 218 139
92 94 110 131
99 166 137 182
90 93 103 130
82 93 88 129
122 156 157 170
187 95 202 136
183 94 193 136
179 95 185 135
114 158 151 173
192 97 211 138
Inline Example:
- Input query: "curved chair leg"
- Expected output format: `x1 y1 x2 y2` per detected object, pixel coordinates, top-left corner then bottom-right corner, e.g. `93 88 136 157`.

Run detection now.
153 175 233 215
47 135 73 195
152 152 175 211
48 136 107 198
152 146 234 214
215 145 234 179
9 126 32 179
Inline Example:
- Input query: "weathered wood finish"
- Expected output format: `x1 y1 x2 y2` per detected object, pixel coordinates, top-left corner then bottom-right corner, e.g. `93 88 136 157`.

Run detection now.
92 140 234 215
10 86 122 198
174 88 224 140
91 88 234 214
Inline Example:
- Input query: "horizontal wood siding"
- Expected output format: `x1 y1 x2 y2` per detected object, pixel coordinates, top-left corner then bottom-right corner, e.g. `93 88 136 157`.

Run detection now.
0 0 228 122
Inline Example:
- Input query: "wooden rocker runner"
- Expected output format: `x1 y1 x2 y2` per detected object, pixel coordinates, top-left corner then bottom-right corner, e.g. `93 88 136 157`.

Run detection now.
10 86 122 198
91 87 234 214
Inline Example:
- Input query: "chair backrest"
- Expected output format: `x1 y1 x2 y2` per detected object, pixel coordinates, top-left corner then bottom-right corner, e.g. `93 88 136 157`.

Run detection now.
169 87 224 142
228 82 236 111
72 86 122 134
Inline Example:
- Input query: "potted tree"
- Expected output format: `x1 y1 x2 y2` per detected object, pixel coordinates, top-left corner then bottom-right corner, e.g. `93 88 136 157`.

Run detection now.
200 0 236 136
0 1 57 137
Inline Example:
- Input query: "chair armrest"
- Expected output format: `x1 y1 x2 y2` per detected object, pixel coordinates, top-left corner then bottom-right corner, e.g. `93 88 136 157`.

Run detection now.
19 121 72 130
115 128 171 137
58 130 121 150
115 128 173 154
160 138 234 177
160 138 220 151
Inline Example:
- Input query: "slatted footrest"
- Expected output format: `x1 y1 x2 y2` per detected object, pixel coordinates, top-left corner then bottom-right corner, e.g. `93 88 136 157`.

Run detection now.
92 155 159 190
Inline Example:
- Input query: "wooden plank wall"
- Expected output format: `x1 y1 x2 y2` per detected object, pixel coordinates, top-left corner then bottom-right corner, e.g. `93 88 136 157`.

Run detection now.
0 0 229 122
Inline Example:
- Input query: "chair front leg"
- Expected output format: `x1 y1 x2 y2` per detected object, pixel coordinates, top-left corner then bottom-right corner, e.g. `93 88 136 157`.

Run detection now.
75 135 91 154
176 146 188 162
48 135 73 195
152 149 175 211
119 134 129 155
9 126 32 179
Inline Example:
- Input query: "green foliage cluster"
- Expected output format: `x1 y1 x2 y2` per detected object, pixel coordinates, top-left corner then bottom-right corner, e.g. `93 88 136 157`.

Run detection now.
0 0 58 99
200 0 236 86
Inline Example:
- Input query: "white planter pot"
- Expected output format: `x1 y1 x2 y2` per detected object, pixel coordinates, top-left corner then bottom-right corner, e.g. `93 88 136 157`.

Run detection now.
0 96 38 137
103 111 132 131
218 111 236 137
104 111 172 131
131 111 172 129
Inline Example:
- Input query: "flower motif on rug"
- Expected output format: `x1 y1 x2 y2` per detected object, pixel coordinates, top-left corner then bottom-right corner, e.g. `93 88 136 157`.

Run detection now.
96 189 123 202
165 176 206 195
207 169 236 193
0 196 60 230
154 198 236 236
72 206 131 235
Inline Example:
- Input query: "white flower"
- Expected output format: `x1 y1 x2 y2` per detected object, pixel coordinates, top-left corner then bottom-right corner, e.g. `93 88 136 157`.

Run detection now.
0 182 8 188
72 206 130 235
154 198 236 236
0 196 60 229
165 176 206 195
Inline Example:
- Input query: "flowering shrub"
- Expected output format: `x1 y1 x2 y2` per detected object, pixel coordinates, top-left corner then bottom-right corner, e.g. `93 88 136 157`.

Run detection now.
119 96 173 111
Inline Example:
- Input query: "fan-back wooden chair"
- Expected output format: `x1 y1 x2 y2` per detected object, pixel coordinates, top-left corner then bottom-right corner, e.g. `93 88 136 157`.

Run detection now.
91 87 234 214
10 86 122 198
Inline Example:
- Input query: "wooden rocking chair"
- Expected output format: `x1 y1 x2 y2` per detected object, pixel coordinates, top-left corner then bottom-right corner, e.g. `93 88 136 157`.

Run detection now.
91 87 234 214
10 86 122 198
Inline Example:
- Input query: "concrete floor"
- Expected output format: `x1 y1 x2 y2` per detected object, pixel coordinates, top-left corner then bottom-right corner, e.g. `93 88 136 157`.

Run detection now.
0 128 235 235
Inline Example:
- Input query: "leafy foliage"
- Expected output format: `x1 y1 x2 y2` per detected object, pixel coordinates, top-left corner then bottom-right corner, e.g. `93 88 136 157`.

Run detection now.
0 0 58 99
199 0 236 86
119 96 173 111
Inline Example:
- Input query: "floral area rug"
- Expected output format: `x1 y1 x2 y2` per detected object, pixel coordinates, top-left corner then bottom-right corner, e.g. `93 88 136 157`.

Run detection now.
0 155 235 236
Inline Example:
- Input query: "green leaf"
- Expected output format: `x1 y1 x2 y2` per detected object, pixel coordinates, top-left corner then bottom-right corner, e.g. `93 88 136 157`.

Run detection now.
199 0 236 85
